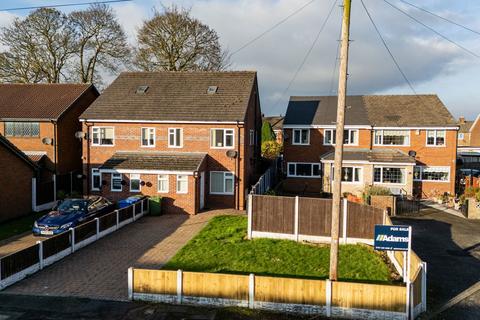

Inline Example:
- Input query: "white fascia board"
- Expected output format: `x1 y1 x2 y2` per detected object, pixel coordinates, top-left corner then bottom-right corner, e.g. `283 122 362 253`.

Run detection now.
100 169 194 175
320 160 415 166
80 119 243 125
283 124 371 129
373 126 459 130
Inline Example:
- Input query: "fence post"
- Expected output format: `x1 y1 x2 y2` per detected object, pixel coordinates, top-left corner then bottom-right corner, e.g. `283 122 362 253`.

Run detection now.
115 210 119 229
421 262 427 313
95 218 100 240
133 204 136 221
141 199 144 214
294 196 299 242
342 198 348 244
37 241 43 270
249 273 255 309
145 198 149 213
128 267 134 300
177 269 183 304
326 279 332 317
247 194 253 240
70 228 75 253
32 177 37 211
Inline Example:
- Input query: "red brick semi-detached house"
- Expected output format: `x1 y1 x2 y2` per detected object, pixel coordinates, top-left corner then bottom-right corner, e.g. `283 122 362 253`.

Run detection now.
457 114 480 170
80 71 262 214
0 84 99 193
0 134 40 222
283 95 458 198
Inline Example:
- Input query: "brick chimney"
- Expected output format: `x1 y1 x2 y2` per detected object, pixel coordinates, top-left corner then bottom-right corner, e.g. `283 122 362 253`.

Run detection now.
459 116 466 124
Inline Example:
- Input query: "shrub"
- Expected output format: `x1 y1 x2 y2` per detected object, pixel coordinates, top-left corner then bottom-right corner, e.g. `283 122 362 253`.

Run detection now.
264 189 276 196
464 187 480 197
365 186 392 196
476 191 480 202
261 140 282 159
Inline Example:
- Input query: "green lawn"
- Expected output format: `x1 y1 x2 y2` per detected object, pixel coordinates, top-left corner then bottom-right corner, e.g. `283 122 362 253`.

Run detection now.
0 212 45 242
163 215 392 283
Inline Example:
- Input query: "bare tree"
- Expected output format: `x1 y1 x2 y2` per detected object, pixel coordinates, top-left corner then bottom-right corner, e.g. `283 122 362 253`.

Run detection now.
0 8 76 83
135 6 229 71
69 4 130 84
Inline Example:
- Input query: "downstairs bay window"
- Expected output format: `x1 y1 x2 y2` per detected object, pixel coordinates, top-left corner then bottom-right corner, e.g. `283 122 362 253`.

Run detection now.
374 167 405 184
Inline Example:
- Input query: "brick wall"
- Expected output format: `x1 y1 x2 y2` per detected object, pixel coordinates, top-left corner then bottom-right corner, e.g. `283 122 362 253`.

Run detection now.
0 147 35 222
470 118 480 146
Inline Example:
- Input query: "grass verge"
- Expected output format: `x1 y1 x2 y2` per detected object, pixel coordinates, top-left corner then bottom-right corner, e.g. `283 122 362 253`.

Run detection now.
0 212 45 242
164 215 392 283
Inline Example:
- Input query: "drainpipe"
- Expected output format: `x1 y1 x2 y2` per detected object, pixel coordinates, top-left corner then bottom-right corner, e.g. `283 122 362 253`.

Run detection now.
52 120 58 177
85 122 92 195
236 120 242 210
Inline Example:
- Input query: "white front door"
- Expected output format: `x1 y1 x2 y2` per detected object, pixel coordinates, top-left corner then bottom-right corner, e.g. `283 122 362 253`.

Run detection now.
199 172 205 210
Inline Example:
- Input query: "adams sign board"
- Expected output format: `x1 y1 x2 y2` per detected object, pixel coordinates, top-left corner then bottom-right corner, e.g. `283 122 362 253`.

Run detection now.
374 225 411 251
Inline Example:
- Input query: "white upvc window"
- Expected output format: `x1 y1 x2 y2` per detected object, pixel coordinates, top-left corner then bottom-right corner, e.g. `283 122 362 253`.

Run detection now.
292 129 310 145
210 171 234 195
111 173 122 191
249 129 255 146
324 129 358 145
373 130 410 146
141 127 155 147
287 162 321 178
176 175 188 194
168 128 183 148
426 130 446 146
373 166 406 185
210 129 234 148
331 166 362 183
414 166 450 182
157 175 169 193
130 173 141 192
92 127 114 146
91 168 101 191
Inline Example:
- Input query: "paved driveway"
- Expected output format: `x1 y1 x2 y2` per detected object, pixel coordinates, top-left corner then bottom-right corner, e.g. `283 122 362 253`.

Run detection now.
393 207 480 319
1 210 240 301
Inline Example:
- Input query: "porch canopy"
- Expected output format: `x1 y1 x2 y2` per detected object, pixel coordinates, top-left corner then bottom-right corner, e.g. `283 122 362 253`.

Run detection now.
320 148 415 165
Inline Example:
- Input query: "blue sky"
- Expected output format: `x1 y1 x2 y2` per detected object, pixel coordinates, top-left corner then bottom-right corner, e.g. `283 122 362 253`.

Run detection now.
0 0 479 119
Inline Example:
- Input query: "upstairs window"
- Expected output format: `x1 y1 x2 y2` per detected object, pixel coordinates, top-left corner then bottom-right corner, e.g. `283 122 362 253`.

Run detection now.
426 130 446 146
141 128 155 147
92 127 114 146
324 129 358 145
374 130 410 146
211 129 234 148
292 129 309 145
5 122 39 137
168 128 183 148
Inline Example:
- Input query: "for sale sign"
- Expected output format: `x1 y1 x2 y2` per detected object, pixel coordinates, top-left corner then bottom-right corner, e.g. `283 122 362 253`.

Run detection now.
374 225 410 251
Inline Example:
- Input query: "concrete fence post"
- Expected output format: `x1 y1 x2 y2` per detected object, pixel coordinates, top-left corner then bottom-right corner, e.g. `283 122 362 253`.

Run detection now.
294 196 299 242
177 269 183 304
70 228 75 253
342 198 348 244
32 177 37 212
249 273 255 309
421 262 427 313
326 279 332 317
133 204 136 221
115 210 119 229
128 267 134 300
141 200 144 214
247 194 253 239
145 198 149 213
95 218 100 240
406 281 411 319
37 241 43 270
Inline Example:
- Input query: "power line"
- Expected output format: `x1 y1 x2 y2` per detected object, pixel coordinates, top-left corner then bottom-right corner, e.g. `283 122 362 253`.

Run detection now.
0 0 131 12
270 0 338 111
399 0 480 37
230 0 317 57
360 0 417 94
382 0 480 59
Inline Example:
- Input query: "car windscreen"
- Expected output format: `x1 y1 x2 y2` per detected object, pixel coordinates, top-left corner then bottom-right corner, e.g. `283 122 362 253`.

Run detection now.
56 200 88 214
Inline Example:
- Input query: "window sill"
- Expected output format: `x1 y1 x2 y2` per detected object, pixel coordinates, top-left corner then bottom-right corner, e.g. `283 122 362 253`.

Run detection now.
210 192 234 195
287 175 321 179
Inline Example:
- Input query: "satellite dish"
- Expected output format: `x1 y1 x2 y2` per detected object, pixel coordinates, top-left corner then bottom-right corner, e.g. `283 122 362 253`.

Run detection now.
408 150 417 157
226 150 238 158
140 181 146 186
75 131 85 139
42 137 53 145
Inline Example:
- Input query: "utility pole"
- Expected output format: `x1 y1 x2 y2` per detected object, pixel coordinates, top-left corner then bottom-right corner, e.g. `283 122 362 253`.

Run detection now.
329 0 352 281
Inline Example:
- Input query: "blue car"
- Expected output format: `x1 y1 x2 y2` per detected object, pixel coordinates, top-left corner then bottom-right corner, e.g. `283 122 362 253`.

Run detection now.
33 196 115 236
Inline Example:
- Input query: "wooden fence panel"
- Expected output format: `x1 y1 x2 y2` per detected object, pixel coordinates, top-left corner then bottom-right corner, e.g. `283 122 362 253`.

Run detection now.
409 252 422 282
412 269 422 306
346 202 383 239
133 269 177 295
252 195 295 234
0 244 39 279
298 198 333 237
183 272 249 300
255 275 326 305
332 281 406 312
42 232 71 259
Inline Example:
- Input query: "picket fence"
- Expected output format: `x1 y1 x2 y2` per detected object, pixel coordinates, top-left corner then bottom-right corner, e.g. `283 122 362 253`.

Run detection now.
0 197 149 290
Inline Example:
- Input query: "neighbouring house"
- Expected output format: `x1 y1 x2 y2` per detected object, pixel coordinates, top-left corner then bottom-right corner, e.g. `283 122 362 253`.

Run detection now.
457 115 480 170
0 134 40 222
263 115 284 144
282 95 458 198
79 71 262 215
0 84 99 194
